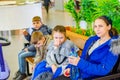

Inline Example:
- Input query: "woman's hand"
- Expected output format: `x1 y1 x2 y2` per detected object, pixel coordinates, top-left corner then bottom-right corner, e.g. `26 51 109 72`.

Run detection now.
68 56 80 66
64 68 70 77
51 64 57 73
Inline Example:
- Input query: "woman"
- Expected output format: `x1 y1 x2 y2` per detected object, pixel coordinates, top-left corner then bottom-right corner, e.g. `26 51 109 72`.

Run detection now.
31 25 79 80
64 16 119 80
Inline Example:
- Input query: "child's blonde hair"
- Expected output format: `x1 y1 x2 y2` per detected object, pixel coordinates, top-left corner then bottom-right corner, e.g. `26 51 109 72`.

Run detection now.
31 31 43 44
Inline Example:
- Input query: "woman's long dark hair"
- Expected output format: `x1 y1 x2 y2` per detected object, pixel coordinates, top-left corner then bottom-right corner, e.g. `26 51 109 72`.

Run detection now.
98 16 118 37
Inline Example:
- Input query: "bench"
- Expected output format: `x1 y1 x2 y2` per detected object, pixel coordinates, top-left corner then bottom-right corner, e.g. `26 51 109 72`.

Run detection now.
26 51 120 79
25 49 82 76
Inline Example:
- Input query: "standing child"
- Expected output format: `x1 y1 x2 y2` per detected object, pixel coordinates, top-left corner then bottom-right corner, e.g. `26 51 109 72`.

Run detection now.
13 16 51 80
31 25 79 80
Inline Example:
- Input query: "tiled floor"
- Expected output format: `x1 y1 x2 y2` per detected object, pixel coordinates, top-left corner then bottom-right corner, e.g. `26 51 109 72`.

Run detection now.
2 6 75 80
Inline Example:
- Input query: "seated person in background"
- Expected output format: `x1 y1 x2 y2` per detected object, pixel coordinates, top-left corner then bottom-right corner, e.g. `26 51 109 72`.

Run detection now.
13 16 51 80
31 25 79 80
64 16 119 80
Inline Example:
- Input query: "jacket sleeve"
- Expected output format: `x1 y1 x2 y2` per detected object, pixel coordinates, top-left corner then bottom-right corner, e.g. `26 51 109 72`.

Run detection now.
77 51 118 76
40 25 50 35
24 34 31 42
27 44 36 52
46 41 56 66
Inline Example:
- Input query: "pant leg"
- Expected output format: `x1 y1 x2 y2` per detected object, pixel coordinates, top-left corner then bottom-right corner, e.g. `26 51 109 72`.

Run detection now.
45 5 49 13
18 51 36 74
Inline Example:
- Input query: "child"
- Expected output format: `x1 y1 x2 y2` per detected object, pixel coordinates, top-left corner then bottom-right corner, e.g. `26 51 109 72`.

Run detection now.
13 31 51 80
23 16 51 42
31 25 79 80
31 31 52 66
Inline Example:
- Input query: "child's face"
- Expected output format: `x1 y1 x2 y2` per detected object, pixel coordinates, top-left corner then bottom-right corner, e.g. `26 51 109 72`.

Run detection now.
53 31 66 47
35 37 45 47
32 21 42 30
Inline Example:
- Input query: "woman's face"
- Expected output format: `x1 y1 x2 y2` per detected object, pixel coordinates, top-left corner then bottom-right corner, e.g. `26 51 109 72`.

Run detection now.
93 19 111 37
32 21 42 30
53 31 66 47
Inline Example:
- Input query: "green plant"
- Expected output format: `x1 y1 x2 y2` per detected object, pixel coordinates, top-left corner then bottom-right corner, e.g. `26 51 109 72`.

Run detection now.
64 0 120 36
64 0 95 36
79 0 96 36
64 0 81 30
93 0 120 32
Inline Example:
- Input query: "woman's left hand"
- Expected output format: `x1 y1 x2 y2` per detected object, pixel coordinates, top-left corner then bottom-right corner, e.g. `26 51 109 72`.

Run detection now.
68 56 80 66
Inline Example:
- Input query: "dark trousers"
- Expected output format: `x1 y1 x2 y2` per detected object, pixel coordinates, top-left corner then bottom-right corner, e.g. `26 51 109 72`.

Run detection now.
45 5 49 13
54 75 71 80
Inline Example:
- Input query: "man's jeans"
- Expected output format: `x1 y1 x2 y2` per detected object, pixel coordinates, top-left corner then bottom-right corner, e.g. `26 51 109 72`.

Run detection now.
18 50 36 74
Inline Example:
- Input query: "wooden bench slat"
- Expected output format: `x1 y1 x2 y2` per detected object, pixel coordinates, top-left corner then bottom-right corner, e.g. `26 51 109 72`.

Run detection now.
26 57 34 65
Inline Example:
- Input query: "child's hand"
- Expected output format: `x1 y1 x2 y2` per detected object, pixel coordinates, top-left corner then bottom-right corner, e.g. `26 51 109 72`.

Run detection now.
64 68 70 77
24 48 28 52
51 64 57 73
23 29 28 36
54 41 61 48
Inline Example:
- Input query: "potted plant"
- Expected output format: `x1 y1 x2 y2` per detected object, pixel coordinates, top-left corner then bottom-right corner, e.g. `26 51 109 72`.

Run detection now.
64 0 96 36
64 0 89 51
64 0 120 51
64 0 82 34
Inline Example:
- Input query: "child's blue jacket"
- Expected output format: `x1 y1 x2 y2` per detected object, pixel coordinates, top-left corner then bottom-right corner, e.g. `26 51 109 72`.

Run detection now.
77 35 118 79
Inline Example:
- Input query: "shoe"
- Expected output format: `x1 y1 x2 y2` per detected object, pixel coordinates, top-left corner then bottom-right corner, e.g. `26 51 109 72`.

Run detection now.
24 76 31 80
13 70 21 80
16 73 27 80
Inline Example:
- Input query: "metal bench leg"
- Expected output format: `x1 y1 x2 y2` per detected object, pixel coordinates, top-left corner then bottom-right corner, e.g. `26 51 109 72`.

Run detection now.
26 61 32 76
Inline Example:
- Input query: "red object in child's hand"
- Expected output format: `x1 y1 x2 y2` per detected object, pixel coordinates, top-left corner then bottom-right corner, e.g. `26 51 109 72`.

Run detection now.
65 71 70 77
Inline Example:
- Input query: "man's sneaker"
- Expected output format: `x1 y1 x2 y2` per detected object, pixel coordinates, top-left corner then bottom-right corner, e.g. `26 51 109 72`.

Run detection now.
16 73 27 80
